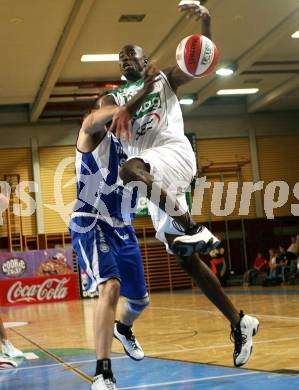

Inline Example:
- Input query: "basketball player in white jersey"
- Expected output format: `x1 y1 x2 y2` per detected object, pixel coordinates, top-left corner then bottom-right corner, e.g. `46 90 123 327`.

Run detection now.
84 0 259 372
70 94 150 390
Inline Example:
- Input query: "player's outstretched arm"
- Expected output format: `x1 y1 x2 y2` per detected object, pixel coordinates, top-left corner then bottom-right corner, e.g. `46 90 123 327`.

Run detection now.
179 1 212 40
164 1 212 91
77 95 118 152
81 95 118 136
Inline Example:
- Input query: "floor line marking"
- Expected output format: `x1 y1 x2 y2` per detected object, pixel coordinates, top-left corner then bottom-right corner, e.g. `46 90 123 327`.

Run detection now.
9 362 62 372
13 356 129 372
145 335 299 356
12 332 299 372
11 333 299 372
4 322 29 328
150 306 299 321
23 352 39 360
118 371 263 389
248 314 299 321
10 328 92 383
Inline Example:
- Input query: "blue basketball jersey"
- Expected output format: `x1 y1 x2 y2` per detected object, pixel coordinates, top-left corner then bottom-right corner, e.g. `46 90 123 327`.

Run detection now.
73 133 135 223
70 133 147 298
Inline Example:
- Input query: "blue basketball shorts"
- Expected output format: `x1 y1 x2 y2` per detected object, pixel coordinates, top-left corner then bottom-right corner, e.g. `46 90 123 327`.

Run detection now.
70 216 147 300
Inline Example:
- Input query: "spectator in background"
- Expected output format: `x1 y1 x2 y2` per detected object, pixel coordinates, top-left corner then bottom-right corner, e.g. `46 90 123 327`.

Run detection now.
268 248 279 279
263 248 283 286
287 235 299 274
277 245 293 282
243 252 268 286
209 237 227 286
287 235 299 256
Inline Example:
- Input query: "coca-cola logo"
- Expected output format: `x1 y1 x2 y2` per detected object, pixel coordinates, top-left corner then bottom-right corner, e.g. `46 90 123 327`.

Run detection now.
2 258 26 277
7 278 70 303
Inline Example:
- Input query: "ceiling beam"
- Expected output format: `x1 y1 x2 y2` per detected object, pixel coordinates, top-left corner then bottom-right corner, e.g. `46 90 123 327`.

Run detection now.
186 6 299 113
253 61 299 66
30 0 95 122
241 70 299 75
247 74 299 113
55 80 123 88
149 15 186 62
150 0 215 64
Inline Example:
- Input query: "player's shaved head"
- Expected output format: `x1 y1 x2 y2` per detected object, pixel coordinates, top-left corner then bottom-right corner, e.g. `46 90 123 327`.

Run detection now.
119 45 148 81
119 45 145 58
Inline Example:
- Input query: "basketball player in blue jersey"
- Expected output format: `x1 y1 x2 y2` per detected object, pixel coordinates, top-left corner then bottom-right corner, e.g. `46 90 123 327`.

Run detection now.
83 1 259 372
70 94 149 390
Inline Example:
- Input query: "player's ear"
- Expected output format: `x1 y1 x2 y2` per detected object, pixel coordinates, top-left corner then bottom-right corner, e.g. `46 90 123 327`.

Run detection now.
144 57 148 67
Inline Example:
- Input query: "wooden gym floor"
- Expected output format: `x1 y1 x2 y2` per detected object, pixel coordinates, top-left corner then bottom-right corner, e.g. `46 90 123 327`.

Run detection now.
1 286 299 389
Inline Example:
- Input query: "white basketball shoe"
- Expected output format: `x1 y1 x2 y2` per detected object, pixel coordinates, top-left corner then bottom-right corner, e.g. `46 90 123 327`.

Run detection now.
172 224 221 257
114 321 144 361
0 357 18 369
231 311 260 367
1 340 24 358
91 375 117 390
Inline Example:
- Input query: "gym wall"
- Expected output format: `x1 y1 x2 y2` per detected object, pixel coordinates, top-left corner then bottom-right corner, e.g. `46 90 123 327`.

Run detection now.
0 110 298 235
257 135 299 218
39 146 76 234
195 137 256 222
0 148 36 237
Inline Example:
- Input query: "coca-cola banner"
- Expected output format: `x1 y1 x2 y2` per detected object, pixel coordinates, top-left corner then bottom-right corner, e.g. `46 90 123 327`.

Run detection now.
0 274 79 306
0 249 74 280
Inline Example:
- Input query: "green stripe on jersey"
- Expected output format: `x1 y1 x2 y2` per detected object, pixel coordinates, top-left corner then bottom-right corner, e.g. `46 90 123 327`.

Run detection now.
110 79 144 103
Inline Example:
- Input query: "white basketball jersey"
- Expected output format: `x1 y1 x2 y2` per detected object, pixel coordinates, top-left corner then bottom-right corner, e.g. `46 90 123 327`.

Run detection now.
109 71 186 156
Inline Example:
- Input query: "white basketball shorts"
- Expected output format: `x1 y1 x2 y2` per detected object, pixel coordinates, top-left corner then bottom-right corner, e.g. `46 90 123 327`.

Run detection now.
129 139 197 253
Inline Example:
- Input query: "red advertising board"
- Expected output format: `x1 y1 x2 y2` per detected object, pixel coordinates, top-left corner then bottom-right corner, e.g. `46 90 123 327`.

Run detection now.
0 274 79 307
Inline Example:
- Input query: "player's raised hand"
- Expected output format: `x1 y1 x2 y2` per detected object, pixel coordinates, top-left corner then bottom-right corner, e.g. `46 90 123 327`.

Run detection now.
109 106 132 143
178 0 210 22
